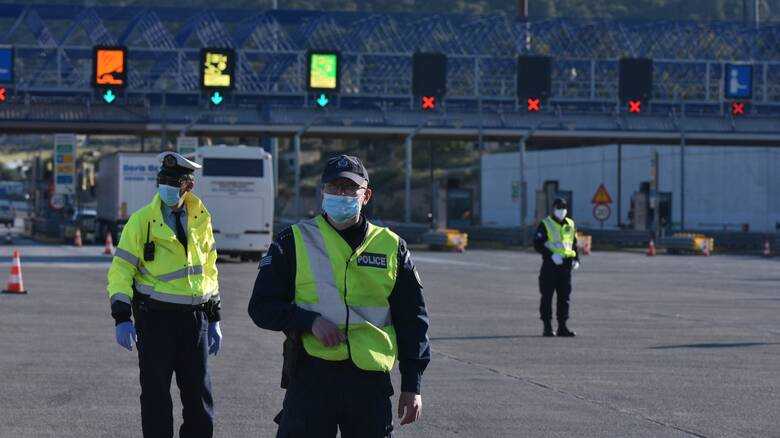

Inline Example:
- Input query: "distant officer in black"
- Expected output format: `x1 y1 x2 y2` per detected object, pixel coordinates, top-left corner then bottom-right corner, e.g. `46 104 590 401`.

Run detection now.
248 155 430 437
534 198 579 337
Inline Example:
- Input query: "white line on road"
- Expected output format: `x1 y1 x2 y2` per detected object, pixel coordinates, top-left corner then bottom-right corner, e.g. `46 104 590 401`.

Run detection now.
414 255 513 271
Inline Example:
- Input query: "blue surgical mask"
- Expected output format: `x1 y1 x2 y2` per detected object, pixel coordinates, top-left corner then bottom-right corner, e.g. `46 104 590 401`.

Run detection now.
322 193 361 223
158 185 182 207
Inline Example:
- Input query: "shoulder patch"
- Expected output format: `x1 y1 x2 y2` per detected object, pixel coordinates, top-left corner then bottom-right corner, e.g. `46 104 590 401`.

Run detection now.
259 253 273 268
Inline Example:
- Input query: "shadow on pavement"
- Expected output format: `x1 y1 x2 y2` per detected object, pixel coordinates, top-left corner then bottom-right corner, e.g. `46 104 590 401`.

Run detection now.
431 335 540 341
650 342 780 350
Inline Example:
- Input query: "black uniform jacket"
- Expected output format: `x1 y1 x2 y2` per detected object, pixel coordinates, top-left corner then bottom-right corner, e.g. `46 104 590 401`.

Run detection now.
248 214 431 394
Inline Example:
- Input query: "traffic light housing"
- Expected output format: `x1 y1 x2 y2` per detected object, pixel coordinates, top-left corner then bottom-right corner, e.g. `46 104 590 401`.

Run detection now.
412 52 447 98
517 56 551 102
619 58 653 104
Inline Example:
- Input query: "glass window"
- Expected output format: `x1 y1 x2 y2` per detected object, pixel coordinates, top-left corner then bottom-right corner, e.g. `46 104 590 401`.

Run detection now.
203 158 263 177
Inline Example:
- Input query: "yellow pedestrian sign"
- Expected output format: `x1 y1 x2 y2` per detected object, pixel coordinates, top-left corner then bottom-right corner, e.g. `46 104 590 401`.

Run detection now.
591 183 613 205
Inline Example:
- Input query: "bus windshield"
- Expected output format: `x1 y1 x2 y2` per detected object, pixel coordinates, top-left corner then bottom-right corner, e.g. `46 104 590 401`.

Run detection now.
203 158 264 177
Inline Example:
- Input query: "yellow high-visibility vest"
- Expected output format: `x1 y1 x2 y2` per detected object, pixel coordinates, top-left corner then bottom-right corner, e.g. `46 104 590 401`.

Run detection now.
292 215 398 372
541 216 577 258
107 192 219 307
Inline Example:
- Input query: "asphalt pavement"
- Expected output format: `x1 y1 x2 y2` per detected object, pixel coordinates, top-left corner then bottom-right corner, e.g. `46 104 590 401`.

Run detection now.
0 244 778 437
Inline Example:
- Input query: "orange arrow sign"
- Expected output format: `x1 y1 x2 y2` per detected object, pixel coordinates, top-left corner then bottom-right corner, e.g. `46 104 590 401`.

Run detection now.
592 183 613 204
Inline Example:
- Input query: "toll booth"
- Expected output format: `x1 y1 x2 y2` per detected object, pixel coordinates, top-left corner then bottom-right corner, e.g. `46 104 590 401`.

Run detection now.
630 182 672 234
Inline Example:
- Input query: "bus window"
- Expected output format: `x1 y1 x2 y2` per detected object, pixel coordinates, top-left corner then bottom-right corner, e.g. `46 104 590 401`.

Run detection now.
203 158 264 177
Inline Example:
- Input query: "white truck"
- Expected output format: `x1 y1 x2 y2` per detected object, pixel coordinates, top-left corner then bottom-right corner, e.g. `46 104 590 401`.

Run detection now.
96 152 159 241
187 145 274 261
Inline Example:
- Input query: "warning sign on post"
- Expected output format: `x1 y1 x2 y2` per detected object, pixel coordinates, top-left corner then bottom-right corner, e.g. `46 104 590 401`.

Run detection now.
591 184 613 205
54 134 77 195
591 183 613 223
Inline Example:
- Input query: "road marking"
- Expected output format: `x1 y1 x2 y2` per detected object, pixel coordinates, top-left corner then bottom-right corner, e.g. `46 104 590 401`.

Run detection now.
0 262 111 269
413 255 513 270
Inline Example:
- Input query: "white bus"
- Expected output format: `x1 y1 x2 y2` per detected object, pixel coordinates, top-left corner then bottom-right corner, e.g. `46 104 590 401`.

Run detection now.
189 145 274 261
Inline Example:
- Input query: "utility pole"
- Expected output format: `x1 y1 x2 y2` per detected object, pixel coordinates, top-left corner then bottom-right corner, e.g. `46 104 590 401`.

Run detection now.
617 143 622 227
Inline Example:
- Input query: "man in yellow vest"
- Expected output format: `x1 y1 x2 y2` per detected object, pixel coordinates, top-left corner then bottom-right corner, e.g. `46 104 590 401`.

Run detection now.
248 154 430 437
107 152 222 438
534 197 580 337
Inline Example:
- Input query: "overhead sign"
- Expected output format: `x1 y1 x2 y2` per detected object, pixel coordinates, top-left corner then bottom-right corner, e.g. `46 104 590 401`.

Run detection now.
0 46 13 83
307 51 339 91
725 64 753 100
93 46 126 88
54 134 78 195
201 48 235 89
177 136 199 156
591 183 613 205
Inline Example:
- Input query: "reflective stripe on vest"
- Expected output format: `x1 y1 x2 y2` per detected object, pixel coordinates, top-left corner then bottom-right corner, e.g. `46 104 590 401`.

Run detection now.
134 283 214 305
296 219 392 328
542 216 576 255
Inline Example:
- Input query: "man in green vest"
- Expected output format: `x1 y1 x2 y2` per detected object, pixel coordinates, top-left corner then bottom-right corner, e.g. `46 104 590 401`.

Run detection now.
248 154 430 437
533 197 580 337
107 152 222 437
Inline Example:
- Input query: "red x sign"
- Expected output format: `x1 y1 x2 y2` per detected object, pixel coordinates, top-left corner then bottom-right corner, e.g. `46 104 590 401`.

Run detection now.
0 87 6 102
421 96 436 110
731 101 745 116
628 100 642 113
527 98 541 112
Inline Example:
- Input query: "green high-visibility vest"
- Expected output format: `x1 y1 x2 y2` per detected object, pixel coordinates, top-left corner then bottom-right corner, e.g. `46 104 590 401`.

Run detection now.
541 216 577 258
292 215 399 372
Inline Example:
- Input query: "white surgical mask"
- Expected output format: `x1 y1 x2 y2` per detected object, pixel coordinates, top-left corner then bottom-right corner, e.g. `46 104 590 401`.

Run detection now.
554 209 567 220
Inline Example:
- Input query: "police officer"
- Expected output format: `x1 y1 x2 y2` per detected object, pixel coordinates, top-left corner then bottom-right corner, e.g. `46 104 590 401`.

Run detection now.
248 155 430 438
534 197 579 337
107 152 223 438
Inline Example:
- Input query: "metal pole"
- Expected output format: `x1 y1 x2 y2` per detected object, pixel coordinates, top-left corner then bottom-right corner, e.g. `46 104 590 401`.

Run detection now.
272 138 279 196
404 136 412 223
429 142 435 230
519 136 527 245
617 143 622 227
680 132 686 231
293 134 301 218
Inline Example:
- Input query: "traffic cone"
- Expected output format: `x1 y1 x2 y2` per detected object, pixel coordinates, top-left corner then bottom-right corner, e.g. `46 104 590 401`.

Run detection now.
73 228 82 247
2 250 28 294
763 239 772 258
647 239 656 257
103 232 114 255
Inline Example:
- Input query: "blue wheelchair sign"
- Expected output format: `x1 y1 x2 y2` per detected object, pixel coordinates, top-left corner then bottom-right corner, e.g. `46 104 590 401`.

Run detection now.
724 64 753 100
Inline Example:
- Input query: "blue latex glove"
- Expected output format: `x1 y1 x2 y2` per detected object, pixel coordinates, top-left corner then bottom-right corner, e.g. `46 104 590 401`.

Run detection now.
115 321 137 351
208 321 222 356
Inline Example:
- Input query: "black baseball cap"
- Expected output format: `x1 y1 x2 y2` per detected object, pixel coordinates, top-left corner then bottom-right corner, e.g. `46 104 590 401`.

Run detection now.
321 155 369 187
553 197 568 209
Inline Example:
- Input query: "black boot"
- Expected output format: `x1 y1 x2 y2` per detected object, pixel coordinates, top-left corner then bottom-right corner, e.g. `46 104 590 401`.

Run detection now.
542 320 555 337
557 321 576 337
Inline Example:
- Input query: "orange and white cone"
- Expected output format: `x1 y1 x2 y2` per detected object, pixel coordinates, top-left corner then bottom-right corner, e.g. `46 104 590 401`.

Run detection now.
647 239 656 257
73 228 83 247
763 239 772 258
2 250 28 294
103 232 114 255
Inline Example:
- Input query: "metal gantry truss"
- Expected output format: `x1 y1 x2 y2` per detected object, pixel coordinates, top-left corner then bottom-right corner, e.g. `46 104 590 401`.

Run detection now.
1 4 780 114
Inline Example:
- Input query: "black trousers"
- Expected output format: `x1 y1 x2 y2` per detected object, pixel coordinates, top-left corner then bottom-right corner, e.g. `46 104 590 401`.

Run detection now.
539 266 573 322
275 356 394 438
134 303 214 438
